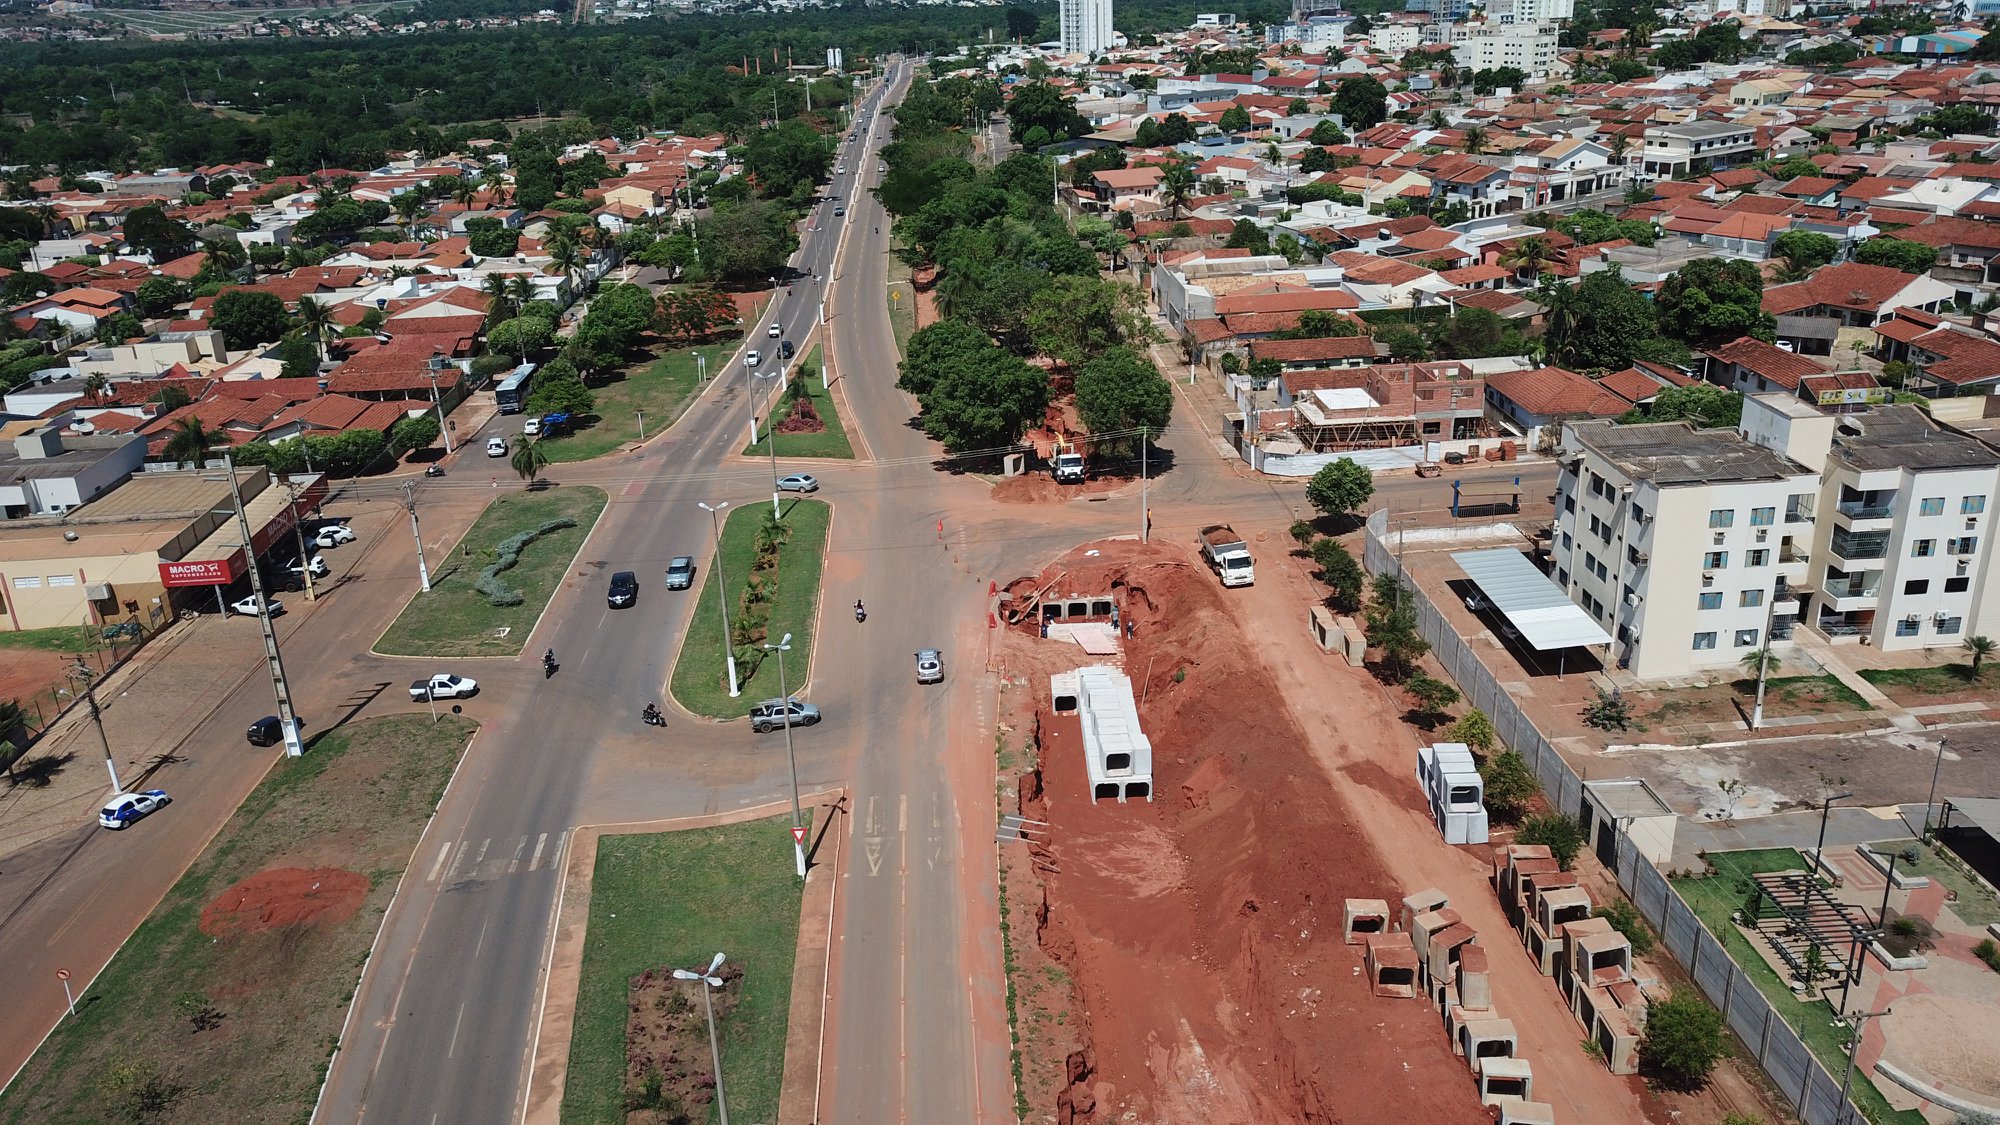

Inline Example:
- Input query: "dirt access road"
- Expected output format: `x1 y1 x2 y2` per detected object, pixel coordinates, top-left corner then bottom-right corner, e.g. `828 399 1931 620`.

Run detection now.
998 534 1649 1124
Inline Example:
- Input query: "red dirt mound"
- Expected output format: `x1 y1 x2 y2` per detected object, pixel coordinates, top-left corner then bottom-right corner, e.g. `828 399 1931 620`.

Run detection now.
199 867 370 937
990 472 1125 505
1013 539 1486 1124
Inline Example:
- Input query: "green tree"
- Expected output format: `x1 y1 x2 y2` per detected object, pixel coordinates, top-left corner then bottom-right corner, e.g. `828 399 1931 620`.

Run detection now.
1640 989 1729 1091
94 312 143 346
389 414 441 454
162 417 219 468
209 289 289 350
1025 274 1152 368
123 204 194 261
1854 236 1940 275
1308 120 1347 146
1655 257 1774 348
1517 812 1586 869
1500 234 1556 280
1379 326 1431 361
1739 647 1781 680
1073 347 1172 453
1310 537 1366 613
1595 898 1657 956
1005 82 1083 144
1365 573 1429 682
1332 75 1389 130
134 277 186 317
1219 104 1252 133
1628 382 1743 428
274 333 319 379
1446 709 1498 754
694 199 796 284
744 119 835 204
1964 634 1997 674
897 320 1050 453
468 226 521 257
573 282 656 359
1306 457 1375 520
1225 220 1271 255
1480 749 1538 822
487 315 554 362
294 294 338 362
1772 230 1838 280
1403 672 1461 728
1556 269 1658 371
525 371 595 417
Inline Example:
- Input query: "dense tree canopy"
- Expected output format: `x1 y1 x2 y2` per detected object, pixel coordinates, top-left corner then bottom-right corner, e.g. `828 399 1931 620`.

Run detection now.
1654 257 1773 349
210 289 289 350
1854 236 1940 275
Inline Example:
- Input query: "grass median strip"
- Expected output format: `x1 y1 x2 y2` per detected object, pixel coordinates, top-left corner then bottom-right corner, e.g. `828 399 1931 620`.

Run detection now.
742 343 853 460
376 486 608 658
560 814 806 1125
0 714 476 1125
886 256 916 359
536 343 718 464
670 499 829 720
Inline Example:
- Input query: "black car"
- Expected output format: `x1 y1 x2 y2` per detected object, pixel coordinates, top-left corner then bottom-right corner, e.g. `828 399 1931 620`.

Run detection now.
246 715 305 746
780 339 796 360
607 570 638 609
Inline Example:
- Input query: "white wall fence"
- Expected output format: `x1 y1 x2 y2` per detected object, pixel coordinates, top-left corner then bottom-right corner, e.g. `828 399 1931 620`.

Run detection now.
1363 508 1863 1125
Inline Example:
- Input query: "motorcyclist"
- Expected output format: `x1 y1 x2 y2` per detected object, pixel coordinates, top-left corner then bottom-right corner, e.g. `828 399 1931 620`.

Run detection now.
854 598 865 621
643 702 662 725
543 648 556 675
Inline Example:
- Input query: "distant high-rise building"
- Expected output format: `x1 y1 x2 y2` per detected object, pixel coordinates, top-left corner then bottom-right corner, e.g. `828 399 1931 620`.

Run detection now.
1060 0 1114 55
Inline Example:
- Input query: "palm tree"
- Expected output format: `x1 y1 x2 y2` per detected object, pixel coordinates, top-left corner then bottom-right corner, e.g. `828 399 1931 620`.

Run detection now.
1739 647 1781 680
1500 235 1556 281
162 418 218 468
1535 275 1578 364
1427 109 1447 130
202 237 246 274
1463 125 1488 154
392 191 425 228
1162 161 1197 220
547 230 583 294
296 295 337 362
510 437 548 486
82 373 111 404
508 274 537 315
483 274 518 326
934 264 978 321
1966 634 1997 675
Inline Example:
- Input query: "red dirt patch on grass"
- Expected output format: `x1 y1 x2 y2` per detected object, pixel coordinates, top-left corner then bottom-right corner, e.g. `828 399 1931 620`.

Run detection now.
199 867 370 938
1006 539 1486 1123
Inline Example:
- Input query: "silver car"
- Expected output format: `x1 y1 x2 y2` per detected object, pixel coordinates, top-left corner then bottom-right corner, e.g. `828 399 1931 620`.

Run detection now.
665 556 696 590
915 648 943 684
749 697 820 733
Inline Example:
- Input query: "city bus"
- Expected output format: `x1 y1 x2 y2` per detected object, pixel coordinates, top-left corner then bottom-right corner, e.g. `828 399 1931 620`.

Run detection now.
494 363 536 414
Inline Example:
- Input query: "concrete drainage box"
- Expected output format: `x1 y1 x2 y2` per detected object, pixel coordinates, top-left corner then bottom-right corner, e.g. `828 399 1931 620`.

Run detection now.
1051 666 1154 804
1417 742 1489 845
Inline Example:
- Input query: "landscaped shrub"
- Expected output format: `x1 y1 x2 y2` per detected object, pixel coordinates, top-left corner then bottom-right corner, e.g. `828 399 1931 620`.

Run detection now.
473 518 577 606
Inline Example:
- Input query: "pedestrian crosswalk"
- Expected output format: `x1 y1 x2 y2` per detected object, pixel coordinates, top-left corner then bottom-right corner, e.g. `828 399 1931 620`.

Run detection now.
425 831 565 885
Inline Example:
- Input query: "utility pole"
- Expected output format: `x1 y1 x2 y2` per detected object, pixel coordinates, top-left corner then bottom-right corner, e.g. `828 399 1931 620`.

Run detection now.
284 478 318 602
1139 427 1149 543
1836 1008 1894 1125
1748 583 1781 729
403 481 433 593
224 456 305 758
66 660 122 793
425 352 455 454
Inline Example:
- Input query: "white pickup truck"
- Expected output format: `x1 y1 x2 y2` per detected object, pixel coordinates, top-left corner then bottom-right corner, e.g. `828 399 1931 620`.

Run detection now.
1198 524 1255 587
409 673 479 701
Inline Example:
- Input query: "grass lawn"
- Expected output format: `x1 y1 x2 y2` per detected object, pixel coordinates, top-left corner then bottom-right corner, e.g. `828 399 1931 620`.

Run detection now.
743 344 854 459
560 814 807 1125
1866 840 2000 927
886 256 916 359
535 343 718 464
1857 662 1997 706
0 625 118 654
669 499 829 720
1673 850 1925 1125
376 487 608 658
0 714 474 1125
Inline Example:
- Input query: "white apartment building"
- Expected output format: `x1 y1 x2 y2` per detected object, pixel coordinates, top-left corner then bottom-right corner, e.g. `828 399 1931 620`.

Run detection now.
1488 0 1576 24
1551 396 2000 679
1554 415 1820 680
1059 0 1115 55
1370 23 1421 53
1797 407 2000 651
1450 22 1561 81
1638 121 1759 180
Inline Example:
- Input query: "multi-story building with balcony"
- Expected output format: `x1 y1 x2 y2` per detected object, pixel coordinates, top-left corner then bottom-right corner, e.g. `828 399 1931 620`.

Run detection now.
1450 22 1561 81
1553 412 1821 680
1638 121 1758 180
1551 396 2000 678
1797 406 2000 649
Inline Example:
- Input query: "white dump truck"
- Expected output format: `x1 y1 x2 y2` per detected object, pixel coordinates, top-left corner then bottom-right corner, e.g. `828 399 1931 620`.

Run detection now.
1198 524 1255 587
1052 450 1086 484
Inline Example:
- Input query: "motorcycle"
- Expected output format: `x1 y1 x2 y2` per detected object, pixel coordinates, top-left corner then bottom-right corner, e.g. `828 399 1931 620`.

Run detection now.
543 650 558 679
424 465 445 478
642 704 666 727
854 601 867 624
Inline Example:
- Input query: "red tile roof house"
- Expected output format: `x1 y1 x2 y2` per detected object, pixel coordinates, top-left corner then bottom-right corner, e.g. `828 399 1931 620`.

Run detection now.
1880 316 2000 397
1483 365 1632 450
1248 334 1385 371
1761 261 1957 327
259 393 426 444
1702 336 1834 395
1090 167 1166 212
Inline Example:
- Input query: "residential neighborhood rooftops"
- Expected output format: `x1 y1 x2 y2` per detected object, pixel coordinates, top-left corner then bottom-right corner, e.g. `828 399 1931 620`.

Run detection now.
1567 420 1810 486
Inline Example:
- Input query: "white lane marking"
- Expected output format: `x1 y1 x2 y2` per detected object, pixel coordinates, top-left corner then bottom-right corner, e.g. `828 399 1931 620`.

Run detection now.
898 793 907 834
530 832 548 870
446 1002 467 1059
426 842 452 883
508 835 527 874
444 837 468 881
473 918 490 961
547 833 564 873
472 837 491 869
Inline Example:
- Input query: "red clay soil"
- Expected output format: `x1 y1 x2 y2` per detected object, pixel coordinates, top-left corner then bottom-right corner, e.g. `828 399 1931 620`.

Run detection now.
1006 539 1487 1124
991 473 1126 505
199 867 371 938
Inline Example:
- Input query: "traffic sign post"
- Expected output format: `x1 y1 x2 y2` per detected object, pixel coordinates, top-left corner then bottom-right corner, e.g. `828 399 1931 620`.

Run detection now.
57 968 74 1016
791 825 807 847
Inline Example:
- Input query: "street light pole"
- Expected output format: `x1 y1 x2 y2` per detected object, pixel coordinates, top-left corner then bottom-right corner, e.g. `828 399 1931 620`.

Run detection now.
699 502 740 697
402 481 432 593
764 632 806 878
223 454 305 758
1836 1008 1894 1125
757 369 782 519
671 953 730 1125
66 660 123 793
1815 790 1854 878
1923 736 1948 842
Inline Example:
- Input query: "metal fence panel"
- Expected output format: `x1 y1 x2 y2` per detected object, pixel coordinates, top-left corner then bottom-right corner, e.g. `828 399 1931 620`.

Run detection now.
1692 930 1735 1009
1724 971 1768 1047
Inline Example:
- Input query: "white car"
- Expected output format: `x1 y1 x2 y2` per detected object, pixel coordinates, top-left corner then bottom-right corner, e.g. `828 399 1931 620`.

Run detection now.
523 417 542 437
745 350 762 369
409 673 479 701
289 555 330 579
487 437 508 457
230 595 283 617
767 323 782 338
314 525 355 548
99 789 171 829
837 165 847 175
